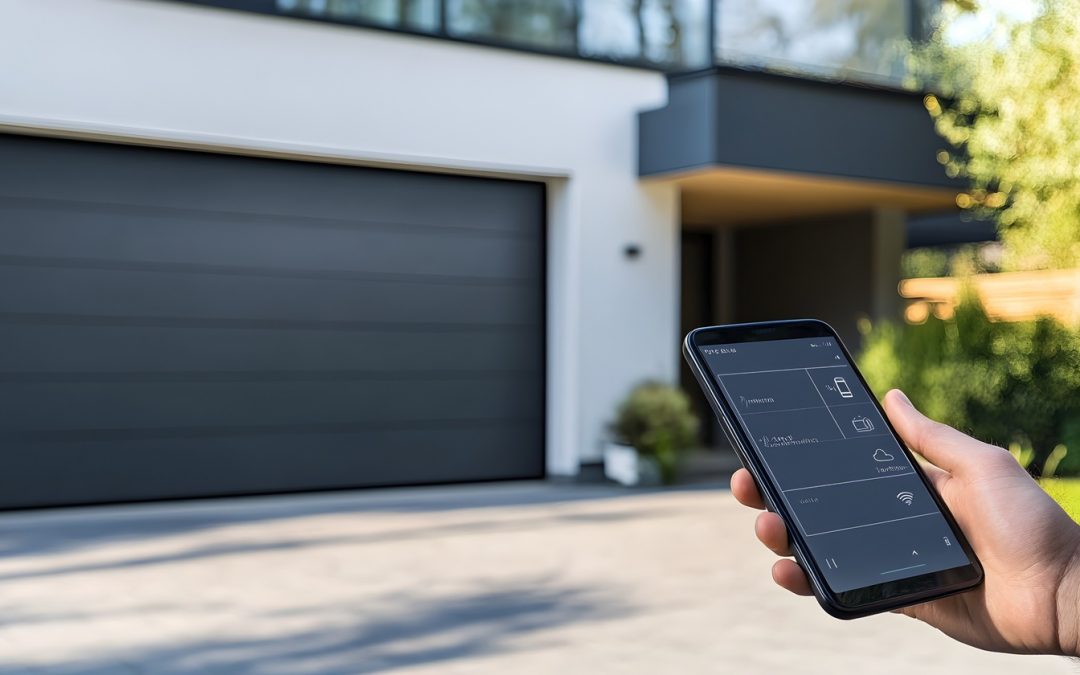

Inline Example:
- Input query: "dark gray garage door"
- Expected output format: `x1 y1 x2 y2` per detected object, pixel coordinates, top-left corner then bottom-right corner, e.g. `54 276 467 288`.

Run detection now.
0 134 545 509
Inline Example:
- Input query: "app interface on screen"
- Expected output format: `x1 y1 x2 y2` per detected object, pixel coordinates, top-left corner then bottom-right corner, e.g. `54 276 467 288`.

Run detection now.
702 337 972 593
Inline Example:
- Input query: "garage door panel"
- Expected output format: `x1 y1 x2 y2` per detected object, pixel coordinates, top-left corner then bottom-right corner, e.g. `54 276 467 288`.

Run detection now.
0 377 541 432
5 136 543 234
0 423 544 507
0 135 544 508
0 266 541 325
0 325 541 374
0 200 541 281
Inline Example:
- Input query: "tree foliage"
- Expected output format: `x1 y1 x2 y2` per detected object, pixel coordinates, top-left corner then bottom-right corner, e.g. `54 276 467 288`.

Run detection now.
859 295 1080 477
917 0 1080 270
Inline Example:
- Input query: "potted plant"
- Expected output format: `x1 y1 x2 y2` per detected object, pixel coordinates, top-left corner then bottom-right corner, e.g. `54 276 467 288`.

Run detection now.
605 382 699 486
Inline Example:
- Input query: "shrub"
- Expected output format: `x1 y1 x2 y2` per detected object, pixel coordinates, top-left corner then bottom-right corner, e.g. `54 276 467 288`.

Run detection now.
612 382 699 484
858 295 1080 477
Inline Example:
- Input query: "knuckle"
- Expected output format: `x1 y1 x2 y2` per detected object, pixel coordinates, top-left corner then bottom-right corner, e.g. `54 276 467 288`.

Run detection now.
985 444 1022 469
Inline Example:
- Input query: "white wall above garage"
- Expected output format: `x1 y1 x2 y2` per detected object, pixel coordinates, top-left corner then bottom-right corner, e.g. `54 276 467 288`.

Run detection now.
0 0 681 475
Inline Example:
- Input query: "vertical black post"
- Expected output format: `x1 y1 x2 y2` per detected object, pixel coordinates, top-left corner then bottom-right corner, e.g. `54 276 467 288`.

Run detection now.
907 0 922 42
707 0 718 65
437 0 447 35
570 0 582 54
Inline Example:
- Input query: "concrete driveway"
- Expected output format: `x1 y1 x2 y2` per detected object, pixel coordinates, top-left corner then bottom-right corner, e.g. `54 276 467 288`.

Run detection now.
0 482 1073 674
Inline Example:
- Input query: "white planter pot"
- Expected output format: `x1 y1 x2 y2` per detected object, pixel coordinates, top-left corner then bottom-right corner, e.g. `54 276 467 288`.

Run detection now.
603 442 660 487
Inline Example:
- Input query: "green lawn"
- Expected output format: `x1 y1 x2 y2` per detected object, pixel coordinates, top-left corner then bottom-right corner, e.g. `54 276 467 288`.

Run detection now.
1041 479 1080 523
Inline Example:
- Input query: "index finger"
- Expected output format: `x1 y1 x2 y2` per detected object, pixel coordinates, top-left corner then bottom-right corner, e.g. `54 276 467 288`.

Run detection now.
731 468 766 510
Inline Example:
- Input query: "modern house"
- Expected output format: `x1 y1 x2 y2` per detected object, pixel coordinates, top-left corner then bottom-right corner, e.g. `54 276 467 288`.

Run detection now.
0 0 977 508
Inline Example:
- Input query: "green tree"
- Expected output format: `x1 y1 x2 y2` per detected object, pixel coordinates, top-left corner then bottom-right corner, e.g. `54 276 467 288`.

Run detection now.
859 293 1080 477
918 0 1080 270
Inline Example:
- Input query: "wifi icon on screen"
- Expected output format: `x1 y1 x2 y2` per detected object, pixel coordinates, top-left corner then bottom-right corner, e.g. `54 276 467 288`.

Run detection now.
896 491 915 506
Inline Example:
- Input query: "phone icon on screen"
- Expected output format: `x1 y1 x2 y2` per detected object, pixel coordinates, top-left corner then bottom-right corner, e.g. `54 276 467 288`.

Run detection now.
834 377 853 398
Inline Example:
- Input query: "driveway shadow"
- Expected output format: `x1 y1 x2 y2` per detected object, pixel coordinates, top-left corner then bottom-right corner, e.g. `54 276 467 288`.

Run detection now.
0 481 722 560
0 504 679 582
0 583 632 674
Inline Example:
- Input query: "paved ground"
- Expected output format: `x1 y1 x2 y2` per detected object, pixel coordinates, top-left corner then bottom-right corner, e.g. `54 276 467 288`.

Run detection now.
0 482 1076 674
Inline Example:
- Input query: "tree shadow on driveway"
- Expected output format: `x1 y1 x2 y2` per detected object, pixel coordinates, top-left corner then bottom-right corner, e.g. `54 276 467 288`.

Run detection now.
0 504 679 583
1 583 632 675
0 481 717 561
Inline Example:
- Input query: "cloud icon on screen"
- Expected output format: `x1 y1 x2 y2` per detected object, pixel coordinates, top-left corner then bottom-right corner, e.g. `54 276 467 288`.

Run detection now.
873 448 895 462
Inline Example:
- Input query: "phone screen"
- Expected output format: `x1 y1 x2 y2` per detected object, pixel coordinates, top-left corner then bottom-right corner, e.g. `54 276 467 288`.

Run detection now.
701 336 974 593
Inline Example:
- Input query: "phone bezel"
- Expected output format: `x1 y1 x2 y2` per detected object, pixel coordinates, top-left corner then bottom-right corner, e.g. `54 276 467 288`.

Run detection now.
684 319 983 618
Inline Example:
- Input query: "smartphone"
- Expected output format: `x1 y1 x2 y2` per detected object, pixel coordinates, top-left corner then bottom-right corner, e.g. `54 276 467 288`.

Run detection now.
683 319 982 619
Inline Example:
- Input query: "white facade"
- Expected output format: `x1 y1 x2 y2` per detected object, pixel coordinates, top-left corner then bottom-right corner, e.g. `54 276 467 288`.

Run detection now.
0 0 681 475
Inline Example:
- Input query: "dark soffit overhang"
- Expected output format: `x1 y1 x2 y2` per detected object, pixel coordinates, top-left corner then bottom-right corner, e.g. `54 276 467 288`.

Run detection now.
639 65 963 192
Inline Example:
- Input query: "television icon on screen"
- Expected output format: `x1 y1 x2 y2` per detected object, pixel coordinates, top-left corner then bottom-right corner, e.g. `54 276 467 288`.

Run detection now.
851 416 875 433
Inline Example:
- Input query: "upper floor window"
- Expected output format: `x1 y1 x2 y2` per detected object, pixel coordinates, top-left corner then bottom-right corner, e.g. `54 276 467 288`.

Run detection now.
226 0 940 86
716 0 919 86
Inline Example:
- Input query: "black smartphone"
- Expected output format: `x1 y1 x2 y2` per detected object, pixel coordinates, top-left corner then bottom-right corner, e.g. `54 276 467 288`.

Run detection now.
683 319 982 619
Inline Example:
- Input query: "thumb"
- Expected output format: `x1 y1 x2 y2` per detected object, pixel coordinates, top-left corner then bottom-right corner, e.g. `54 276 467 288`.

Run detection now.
882 389 992 476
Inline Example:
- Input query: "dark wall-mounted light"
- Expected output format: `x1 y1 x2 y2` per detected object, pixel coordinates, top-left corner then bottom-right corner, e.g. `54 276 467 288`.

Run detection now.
623 243 642 260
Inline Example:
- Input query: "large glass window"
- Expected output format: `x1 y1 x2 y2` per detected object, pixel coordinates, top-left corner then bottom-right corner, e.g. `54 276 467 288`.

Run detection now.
578 0 710 68
445 0 578 52
716 0 913 84
245 0 934 85
277 0 441 32
442 0 710 68
273 0 710 69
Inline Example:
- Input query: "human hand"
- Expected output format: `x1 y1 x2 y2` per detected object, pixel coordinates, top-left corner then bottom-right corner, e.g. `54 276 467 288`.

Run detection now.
731 389 1080 655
